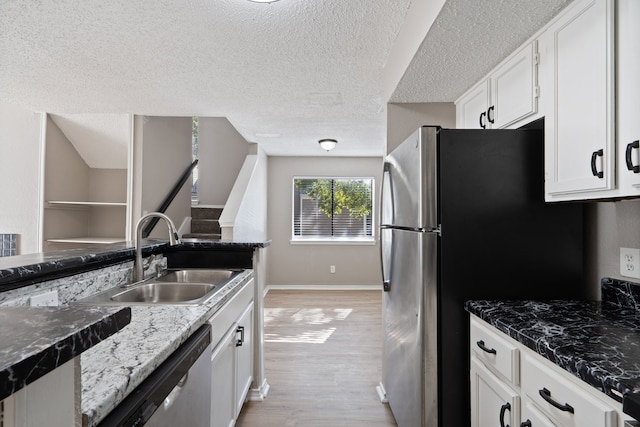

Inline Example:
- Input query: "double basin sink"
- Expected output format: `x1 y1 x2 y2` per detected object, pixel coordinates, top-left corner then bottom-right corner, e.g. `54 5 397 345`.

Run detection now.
78 268 241 305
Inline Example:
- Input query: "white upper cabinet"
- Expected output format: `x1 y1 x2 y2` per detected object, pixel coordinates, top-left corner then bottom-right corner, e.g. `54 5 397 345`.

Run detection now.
616 0 640 195
456 42 538 130
541 0 615 200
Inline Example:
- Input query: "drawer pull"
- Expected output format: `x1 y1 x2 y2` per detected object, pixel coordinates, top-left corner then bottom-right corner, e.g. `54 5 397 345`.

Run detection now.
520 421 531 427
499 402 511 427
539 387 574 413
476 340 497 354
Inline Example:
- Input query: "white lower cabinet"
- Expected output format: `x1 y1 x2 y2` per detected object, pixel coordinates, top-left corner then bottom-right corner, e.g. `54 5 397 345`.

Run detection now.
470 315 630 427
471 357 520 427
209 279 254 427
1 358 79 427
521 399 557 427
522 354 617 427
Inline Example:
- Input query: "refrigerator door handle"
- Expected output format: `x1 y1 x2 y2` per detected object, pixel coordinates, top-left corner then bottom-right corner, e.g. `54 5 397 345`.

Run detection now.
380 227 392 292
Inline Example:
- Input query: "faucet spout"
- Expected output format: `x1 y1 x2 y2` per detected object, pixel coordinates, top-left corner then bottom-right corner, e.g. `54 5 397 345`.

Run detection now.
134 212 181 282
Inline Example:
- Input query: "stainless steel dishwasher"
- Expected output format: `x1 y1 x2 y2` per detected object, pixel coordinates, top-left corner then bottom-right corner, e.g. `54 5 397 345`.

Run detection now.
98 324 212 427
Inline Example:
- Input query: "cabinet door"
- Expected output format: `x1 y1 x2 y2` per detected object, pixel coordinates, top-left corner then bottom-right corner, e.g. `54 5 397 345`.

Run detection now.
617 0 640 194
456 81 490 129
491 42 538 129
235 302 254 417
521 399 557 427
471 357 520 427
542 0 615 198
211 325 237 427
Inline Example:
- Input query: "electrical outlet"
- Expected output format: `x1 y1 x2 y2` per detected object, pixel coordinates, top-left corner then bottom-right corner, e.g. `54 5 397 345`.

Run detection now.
620 248 640 279
30 290 59 307
330 265 336 274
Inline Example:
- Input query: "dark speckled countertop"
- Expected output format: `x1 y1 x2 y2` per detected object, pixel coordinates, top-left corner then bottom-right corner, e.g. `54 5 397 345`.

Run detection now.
0 239 270 292
465 277 640 409
0 305 131 400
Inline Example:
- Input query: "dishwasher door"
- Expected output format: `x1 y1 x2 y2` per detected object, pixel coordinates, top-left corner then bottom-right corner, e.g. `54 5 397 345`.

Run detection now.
98 324 212 427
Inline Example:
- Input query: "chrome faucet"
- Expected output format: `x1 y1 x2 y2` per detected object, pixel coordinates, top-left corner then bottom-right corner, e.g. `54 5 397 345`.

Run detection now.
134 212 181 282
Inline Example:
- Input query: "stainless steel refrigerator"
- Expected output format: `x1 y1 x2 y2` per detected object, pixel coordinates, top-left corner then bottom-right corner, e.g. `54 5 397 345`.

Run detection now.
379 125 584 427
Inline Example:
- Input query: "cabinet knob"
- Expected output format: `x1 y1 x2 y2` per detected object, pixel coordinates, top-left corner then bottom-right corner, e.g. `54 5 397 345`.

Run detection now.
590 149 604 179
499 401 511 427
236 326 245 347
539 387 574 413
476 340 497 354
625 140 640 173
487 105 495 124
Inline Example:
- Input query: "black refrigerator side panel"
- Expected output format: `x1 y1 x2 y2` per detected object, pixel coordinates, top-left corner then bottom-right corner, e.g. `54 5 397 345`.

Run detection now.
436 128 584 427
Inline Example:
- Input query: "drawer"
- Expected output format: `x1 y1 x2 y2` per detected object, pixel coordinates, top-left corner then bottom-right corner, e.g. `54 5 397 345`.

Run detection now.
522 354 617 427
521 398 557 427
470 318 520 385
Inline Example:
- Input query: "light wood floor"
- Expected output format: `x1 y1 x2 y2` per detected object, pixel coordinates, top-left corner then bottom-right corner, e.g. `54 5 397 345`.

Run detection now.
236 290 397 427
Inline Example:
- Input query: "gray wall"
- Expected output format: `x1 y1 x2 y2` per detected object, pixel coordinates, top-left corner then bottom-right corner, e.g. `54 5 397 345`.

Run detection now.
386 103 456 153
586 200 640 298
0 102 43 255
197 117 249 206
139 116 193 238
267 156 383 287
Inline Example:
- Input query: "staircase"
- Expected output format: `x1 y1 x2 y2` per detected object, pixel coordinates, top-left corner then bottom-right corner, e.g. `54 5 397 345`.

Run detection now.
183 206 223 240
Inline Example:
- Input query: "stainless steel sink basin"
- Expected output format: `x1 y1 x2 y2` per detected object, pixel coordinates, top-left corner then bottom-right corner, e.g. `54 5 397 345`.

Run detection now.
109 282 217 303
155 269 237 284
76 268 241 306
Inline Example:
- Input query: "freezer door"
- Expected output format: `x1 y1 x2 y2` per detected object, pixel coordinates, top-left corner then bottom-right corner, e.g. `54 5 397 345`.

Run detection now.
382 127 438 229
383 229 438 427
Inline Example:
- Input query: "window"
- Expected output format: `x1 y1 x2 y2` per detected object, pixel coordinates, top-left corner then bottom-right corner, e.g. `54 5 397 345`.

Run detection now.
292 177 374 242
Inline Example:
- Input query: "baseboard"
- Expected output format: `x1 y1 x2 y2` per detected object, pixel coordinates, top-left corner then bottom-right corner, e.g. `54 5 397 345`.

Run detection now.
265 284 381 293
376 382 388 403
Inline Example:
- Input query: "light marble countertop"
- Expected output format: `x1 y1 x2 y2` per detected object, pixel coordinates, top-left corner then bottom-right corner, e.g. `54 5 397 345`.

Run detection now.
79 269 254 427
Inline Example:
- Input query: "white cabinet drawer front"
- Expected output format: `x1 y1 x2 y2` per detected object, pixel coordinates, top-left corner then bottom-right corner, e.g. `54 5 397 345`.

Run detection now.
521 399 557 427
522 354 616 427
470 318 520 384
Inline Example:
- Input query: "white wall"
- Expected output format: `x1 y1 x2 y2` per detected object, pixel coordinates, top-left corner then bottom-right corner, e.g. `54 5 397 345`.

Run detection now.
138 116 193 238
0 102 43 255
267 156 383 287
222 145 269 242
197 117 249 206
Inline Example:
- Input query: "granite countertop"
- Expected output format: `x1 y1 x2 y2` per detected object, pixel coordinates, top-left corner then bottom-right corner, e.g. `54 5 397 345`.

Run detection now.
465 277 640 405
0 239 270 292
0 305 131 401
79 269 254 427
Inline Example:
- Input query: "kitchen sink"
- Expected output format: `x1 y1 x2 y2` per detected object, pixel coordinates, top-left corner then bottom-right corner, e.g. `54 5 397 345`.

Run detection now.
76 268 241 306
109 282 217 303
155 269 237 284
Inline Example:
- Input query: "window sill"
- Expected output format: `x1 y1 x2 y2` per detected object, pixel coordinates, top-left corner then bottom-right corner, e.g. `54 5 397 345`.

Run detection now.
290 239 376 246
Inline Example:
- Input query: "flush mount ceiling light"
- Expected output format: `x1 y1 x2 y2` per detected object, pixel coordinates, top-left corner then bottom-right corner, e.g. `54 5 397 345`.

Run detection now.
318 139 338 151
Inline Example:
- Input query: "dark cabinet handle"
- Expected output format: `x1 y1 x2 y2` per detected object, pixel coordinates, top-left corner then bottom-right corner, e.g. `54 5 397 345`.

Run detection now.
625 140 640 173
479 111 486 129
499 402 511 427
476 340 497 354
520 420 531 427
539 387 574 413
236 325 245 347
590 149 604 179
487 105 495 124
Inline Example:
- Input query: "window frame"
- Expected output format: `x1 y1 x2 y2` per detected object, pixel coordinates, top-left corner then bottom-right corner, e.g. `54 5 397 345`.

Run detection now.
290 176 376 245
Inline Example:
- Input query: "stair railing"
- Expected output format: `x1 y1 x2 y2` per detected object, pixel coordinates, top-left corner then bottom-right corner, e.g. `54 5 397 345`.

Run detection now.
142 159 198 238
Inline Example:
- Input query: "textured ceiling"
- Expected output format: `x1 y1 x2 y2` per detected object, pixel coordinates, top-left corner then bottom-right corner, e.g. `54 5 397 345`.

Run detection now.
1 0 572 158
390 0 573 103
